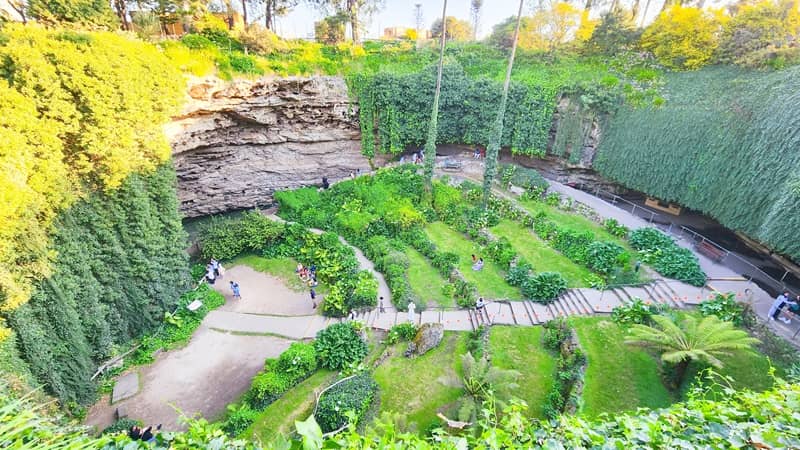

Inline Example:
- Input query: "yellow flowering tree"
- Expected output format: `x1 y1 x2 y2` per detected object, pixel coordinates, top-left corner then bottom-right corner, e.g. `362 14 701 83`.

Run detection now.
641 5 727 70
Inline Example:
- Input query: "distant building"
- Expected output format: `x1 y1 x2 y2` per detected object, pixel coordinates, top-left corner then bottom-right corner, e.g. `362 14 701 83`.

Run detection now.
382 26 431 40
383 26 408 40
0 0 24 22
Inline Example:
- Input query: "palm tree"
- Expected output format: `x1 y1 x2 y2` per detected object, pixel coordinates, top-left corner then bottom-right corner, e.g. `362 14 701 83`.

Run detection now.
481 0 524 207
422 0 448 188
457 352 520 422
625 314 759 388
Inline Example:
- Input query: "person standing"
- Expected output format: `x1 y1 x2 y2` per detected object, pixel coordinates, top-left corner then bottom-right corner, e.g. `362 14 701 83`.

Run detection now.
768 291 790 321
229 281 241 300
322 176 329 189
407 301 416 323
210 259 220 277
310 288 317 309
379 296 385 313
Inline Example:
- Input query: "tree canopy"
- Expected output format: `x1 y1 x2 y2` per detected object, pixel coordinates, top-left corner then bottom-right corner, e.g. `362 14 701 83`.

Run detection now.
431 16 473 42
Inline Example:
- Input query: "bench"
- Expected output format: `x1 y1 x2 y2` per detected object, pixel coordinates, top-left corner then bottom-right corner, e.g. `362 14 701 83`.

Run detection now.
695 240 726 262
441 158 462 171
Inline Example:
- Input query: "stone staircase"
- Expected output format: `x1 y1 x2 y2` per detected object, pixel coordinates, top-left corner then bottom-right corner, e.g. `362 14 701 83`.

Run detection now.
345 279 714 332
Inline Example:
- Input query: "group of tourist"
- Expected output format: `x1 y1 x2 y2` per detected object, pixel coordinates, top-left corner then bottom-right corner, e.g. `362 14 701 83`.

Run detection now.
471 254 484 271
296 263 319 309
128 424 160 442
769 291 800 324
399 149 425 165
472 146 486 159
205 259 224 285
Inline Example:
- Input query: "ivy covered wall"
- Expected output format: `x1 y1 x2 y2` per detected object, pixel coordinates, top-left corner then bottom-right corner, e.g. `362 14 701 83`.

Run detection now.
349 64 554 158
595 66 800 261
8 166 190 405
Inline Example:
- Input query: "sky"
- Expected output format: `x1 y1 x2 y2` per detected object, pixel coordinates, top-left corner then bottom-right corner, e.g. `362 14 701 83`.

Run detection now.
268 0 674 40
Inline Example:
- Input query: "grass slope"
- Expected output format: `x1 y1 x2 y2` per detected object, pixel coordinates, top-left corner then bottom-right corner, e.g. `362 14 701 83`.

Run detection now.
373 332 467 432
245 370 335 442
572 317 673 418
489 326 556 419
491 219 593 288
406 247 454 307
424 222 520 300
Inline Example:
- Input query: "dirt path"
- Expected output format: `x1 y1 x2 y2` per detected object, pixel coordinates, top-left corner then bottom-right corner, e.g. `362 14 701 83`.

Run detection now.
84 266 309 433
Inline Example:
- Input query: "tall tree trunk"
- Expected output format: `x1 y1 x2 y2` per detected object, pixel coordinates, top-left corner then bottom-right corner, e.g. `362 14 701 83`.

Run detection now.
241 0 248 26
113 0 129 29
265 0 274 29
584 0 593 12
640 0 653 26
348 0 359 44
632 0 641 21
423 0 448 188
482 0 524 207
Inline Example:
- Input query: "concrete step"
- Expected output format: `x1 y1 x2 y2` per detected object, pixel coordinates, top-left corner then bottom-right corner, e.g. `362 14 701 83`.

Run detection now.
565 290 589 315
441 310 472 331
549 300 567 318
557 294 578 316
509 301 535 325
490 302 517 325
580 289 623 313
572 289 595 314
529 301 554 323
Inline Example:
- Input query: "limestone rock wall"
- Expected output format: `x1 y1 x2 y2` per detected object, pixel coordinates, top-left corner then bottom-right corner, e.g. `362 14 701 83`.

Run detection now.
168 76 374 217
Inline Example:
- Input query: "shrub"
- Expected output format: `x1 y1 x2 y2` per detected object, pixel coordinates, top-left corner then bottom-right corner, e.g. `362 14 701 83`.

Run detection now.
611 298 662 327
629 227 674 254
276 342 317 383
545 192 561 206
200 28 244 51
101 418 141 435
542 319 571 351
314 323 368 370
226 53 264 75
199 212 284 260
315 374 378 433
699 292 745 325
350 270 379 310
603 218 629 238
431 251 459 277
522 272 568 303
505 260 533 287
585 241 628 275
181 33 215 50
552 229 594 264
629 228 706 286
222 403 257 436
236 25 288 54
453 278 479 308
486 237 517 269
247 371 290 409
387 323 418 344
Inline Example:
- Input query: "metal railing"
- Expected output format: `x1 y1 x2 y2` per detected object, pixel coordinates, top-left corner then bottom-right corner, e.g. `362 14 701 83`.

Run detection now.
576 183 663 224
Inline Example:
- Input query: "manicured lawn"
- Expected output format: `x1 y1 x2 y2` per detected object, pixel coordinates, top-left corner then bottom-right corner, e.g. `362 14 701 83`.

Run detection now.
491 219 593 288
231 254 326 293
425 222 520 300
520 200 629 248
572 317 674 418
405 247 454 307
245 370 335 442
489 326 555 419
373 332 467 432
